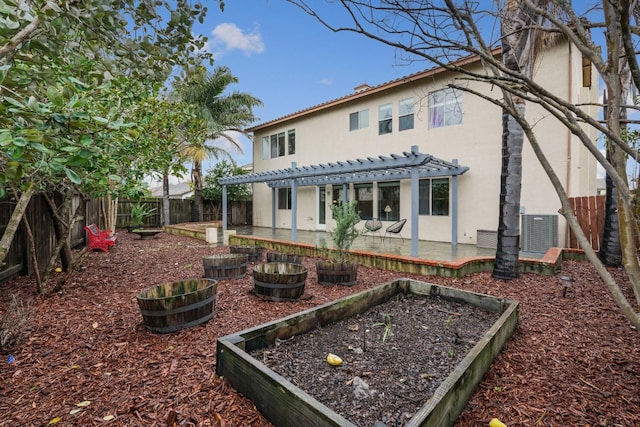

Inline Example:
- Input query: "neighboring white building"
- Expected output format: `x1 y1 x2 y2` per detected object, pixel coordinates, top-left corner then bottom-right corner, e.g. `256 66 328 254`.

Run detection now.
241 41 598 249
148 181 193 199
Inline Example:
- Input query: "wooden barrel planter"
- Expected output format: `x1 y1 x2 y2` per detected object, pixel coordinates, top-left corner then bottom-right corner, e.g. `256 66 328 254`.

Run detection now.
266 251 304 265
252 262 308 302
136 279 218 333
203 254 248 279
316 261 358 286
230 245 264 263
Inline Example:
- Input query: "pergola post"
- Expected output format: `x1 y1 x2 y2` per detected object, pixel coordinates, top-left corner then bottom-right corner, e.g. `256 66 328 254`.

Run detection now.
271 187 276 232
342 183 348 204
222 185 227 233
410 166 419 257
291 162 298 241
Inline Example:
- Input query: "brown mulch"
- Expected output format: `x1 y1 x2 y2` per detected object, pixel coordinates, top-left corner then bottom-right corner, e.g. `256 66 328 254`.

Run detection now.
0 230 638 426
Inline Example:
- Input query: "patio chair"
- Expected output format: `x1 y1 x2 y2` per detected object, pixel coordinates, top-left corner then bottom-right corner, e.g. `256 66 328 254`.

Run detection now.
384 218 407 241
362 218 383 241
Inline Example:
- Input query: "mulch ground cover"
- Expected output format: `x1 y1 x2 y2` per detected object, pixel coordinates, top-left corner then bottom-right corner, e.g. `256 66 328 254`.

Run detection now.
0 230 638 426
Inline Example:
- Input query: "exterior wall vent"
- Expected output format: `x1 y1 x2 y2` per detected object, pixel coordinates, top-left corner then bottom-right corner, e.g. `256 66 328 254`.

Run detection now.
521 214 558 254
477 229 498 249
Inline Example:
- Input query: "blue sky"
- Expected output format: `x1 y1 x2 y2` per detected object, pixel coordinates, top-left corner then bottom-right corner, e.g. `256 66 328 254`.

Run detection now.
184 2 612 182
192 1 429 170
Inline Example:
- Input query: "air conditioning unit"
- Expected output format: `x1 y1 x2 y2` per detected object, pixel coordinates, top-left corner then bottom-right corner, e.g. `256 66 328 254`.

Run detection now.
521 214 558 254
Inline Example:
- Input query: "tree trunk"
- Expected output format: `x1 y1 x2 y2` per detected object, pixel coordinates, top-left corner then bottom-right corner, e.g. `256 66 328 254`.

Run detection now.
598 154 622 267
0 182 35 266
493 105 524 280
44 191 74 271
101 195 117 235
191 159 204 222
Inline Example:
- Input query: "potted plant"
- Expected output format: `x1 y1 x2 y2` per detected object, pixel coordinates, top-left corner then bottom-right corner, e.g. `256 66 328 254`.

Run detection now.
316 200 361 286
129 202 156 232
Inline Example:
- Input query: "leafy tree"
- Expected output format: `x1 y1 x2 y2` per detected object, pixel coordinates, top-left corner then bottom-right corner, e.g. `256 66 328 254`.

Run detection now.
175 65 262 222
203 160 252 203
286 0 640 328
0 0 225 291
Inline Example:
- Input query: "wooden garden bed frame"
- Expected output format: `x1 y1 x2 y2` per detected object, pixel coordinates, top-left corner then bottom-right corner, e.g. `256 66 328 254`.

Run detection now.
216 278 519 427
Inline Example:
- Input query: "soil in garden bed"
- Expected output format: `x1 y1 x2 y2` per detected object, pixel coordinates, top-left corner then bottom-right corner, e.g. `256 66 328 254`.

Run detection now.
250 293 500 427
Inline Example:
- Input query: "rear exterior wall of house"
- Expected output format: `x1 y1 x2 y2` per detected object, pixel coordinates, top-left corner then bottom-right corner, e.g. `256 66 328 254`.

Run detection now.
250 41 598 247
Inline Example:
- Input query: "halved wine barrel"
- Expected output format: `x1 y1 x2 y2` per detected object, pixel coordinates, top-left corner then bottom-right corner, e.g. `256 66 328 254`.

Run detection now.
266 251 304 265
230 245 264 263
316 261 358 286
203 254 248 279
136 279 217 333
253 262 308 301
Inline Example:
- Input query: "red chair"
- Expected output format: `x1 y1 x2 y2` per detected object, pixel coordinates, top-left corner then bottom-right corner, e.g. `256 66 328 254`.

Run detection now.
84 224 117 252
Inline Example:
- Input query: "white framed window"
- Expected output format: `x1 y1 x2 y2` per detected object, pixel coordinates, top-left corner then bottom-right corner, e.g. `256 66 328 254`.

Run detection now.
269 132 287 158
378 103 392 135
399 97 414 131
287 129 295 155
349 109 369 131
262 136 269 160
278 188 291 210
419 178 450 216
429 88 462 128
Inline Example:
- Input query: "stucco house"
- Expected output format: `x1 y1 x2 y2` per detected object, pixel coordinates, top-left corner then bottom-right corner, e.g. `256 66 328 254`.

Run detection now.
226 41 598 252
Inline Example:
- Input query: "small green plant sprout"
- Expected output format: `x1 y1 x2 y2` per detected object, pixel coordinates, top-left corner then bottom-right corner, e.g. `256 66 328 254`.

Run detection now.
448 349 455 358
372 312 394 343
445 315 454 327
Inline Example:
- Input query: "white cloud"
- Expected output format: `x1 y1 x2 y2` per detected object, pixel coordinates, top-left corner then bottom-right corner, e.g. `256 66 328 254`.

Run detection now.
207 23 264 57
318 78 332 86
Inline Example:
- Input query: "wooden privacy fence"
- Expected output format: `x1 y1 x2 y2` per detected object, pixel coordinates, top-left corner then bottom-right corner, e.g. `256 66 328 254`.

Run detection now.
115 199 252 228
0 195 100 283
568 195 605 251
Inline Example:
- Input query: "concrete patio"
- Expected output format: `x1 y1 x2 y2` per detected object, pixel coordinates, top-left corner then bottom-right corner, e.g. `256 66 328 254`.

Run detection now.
164 223 567 277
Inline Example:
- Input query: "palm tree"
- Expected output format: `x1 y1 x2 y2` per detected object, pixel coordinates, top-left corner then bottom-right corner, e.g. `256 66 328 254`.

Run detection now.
493 1 560 279
178 65 262 222
492 1 539 279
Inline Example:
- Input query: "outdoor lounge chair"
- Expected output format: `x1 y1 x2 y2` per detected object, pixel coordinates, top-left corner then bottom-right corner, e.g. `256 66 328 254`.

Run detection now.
384 218 407 241
363 218 383 240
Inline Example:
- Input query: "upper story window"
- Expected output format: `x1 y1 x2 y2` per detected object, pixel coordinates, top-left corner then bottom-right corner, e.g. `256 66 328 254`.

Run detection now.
399 98 414 131
349 109 369 131
262 136 269 160
287 129 295 155
429 88 462 128
264 130 294 159
378 103 392 135
271 133 285 158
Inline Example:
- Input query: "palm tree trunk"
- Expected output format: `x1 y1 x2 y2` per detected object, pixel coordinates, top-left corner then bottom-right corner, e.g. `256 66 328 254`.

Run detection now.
191 159 204 222
599 150 622 266
493 104 524 279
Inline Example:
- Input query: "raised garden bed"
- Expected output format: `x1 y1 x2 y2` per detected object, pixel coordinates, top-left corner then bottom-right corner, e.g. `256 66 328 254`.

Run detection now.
216 278 519 427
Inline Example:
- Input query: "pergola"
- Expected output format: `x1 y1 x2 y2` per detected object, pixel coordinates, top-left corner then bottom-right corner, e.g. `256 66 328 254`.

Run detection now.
219 146 469 256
